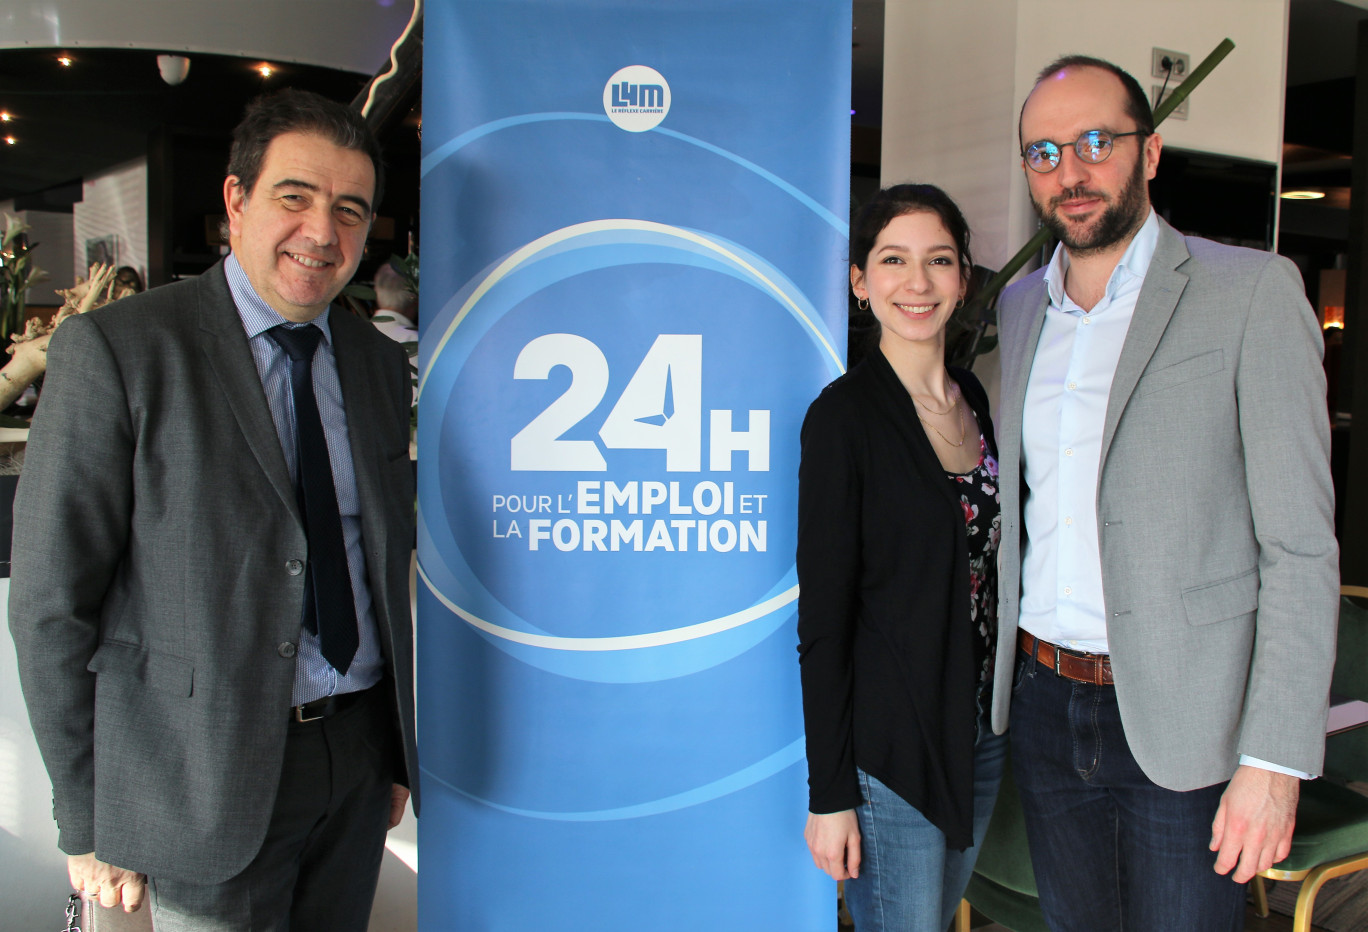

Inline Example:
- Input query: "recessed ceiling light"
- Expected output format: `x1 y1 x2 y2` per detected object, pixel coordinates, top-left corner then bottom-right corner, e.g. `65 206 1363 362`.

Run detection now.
4 136 16 146
57 55 73 67
257 63 275 78
1280 190 1325 200
0 112 10 123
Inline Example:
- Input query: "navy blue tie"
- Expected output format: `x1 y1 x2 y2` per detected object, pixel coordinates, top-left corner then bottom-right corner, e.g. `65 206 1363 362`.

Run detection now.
266 324 359 674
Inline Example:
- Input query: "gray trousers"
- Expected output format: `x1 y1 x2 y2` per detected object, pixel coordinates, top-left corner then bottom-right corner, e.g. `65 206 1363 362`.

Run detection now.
148 688 397 932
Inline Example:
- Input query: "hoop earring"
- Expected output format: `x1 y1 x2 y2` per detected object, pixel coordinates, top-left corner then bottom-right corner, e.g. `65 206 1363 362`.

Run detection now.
857 296 869 311
955 299 964 309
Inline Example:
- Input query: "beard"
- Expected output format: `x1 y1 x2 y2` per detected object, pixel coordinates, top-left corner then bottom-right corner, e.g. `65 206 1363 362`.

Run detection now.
1032 151 1149 256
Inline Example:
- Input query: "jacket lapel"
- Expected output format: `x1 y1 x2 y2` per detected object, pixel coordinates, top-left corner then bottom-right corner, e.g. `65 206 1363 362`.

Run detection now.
999 276 1049 469
1098 220 1190 471
196 264 300 522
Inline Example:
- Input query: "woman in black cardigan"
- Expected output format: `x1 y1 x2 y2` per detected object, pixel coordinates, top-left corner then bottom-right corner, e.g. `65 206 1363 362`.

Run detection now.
798 184 1005 931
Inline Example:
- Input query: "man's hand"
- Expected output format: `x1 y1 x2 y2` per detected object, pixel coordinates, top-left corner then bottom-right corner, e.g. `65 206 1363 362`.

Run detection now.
67 852 145 912
388 784 410 829
1210 765 1299 883
804 810 861 881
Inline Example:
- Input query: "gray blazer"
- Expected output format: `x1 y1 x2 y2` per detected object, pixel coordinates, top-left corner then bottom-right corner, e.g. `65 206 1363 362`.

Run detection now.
9 262 418 883
990 218 1338 789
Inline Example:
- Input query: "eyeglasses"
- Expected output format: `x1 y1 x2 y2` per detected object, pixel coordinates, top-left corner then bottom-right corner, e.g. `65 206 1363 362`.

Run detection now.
1021 130 1147 173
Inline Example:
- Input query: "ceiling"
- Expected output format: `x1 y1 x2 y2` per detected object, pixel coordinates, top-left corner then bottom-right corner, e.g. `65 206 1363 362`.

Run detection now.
0 48 377 208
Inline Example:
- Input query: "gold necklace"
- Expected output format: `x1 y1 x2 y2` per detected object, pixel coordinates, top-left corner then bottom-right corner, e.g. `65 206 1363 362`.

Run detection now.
918 400 967 447
911 383 959 416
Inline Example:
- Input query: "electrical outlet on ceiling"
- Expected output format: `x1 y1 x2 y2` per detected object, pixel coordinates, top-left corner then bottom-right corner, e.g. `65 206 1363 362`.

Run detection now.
1151 47 1190 80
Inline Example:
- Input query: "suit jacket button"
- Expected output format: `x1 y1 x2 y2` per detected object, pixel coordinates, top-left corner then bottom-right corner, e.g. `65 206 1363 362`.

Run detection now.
286 559 304 575
278 641 297 658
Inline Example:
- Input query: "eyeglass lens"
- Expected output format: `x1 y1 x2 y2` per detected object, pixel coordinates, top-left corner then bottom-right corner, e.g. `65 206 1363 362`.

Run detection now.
1026 131 1114 171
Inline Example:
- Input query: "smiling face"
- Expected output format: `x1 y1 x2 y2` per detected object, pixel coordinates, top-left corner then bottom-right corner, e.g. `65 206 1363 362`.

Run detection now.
1020 65 1161 258
224 131 374 322
851 210 967 354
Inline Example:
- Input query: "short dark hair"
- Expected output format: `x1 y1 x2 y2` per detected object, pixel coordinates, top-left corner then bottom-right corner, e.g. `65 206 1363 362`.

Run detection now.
849 183 974 280
226 88 385 207
1019 55 1155 147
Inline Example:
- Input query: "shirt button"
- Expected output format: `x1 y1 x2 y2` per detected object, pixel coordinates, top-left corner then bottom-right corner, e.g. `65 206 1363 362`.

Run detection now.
1067 382 1077 391
1082 318 1092 326
278 642 297 659
1064 448 1074 456
1063 586 1073 596
286 559 304 575
1065 516 1073 526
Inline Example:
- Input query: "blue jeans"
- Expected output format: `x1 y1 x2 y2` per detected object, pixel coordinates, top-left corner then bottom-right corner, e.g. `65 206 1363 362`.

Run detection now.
1009 650 1246 932
845 713 1007 932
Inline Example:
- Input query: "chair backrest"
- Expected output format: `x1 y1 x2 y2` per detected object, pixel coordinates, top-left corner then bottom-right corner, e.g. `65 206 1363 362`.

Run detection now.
971 756 1039 897
1324 591 1368 782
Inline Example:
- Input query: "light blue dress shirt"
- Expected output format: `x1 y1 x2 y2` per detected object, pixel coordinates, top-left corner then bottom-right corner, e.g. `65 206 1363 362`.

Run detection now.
1019 211 1156 653
1017 212 1305 778
225 254 384 706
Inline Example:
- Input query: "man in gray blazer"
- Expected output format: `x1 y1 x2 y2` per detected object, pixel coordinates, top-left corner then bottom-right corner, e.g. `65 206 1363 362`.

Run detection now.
991 56 1337 931
10 89 418 930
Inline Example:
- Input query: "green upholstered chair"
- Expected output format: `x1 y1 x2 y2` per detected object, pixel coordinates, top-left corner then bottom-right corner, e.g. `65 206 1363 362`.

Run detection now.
1252 586 1368 932
956 755 1049 932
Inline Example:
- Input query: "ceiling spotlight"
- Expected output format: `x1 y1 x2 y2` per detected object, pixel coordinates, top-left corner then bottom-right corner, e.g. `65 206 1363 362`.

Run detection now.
157 54 191 86
0 112 10 123
257 63 275 79
57 55 73 67
4 136 15 146
1280 190 1325 200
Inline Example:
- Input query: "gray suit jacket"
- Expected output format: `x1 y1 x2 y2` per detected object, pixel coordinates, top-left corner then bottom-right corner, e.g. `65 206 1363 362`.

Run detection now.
990 218 1338 790
9 262 419 883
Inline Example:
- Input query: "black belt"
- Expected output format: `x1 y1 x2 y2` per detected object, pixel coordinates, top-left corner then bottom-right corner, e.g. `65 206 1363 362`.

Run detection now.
290 687 372 723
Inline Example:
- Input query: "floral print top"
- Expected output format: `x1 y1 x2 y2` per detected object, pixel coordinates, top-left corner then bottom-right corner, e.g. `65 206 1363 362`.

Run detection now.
948 432 1001 712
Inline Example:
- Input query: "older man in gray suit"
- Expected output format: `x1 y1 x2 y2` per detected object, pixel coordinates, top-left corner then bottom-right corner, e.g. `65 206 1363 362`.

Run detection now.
10 88 418 930
991 56 1338 931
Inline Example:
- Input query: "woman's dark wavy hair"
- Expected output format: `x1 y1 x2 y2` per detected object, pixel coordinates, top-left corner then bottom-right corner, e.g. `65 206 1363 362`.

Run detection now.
849 183 974 282
226 87 384 207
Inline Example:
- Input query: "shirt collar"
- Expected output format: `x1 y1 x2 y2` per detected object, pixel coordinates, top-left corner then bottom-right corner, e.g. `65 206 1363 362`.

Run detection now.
1042 208 1160 311
224 252 333 343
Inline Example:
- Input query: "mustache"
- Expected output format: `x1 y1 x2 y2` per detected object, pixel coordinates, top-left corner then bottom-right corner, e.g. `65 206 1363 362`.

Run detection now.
1050 186 1108 208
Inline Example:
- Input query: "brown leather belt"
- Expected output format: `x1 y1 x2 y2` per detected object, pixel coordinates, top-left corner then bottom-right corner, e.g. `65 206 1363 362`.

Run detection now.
1018 630 1114 685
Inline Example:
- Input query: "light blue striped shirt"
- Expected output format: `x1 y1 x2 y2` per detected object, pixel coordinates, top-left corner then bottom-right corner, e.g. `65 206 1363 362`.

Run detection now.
224 254 383 705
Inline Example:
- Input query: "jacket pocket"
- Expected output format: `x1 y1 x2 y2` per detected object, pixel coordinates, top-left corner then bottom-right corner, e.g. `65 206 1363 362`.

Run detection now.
1181 569 1258 626
1137 349 1225 396
87 641 195 696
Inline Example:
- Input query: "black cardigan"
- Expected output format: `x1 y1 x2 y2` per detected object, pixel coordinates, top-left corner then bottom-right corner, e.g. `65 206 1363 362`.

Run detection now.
796 349 998 850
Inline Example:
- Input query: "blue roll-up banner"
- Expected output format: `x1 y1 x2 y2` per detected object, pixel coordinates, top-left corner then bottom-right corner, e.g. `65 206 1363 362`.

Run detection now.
417 1 850 927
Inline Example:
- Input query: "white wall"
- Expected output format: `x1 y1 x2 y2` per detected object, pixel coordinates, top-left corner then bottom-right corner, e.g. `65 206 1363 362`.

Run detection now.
882 1 1022 273
72 158 148 291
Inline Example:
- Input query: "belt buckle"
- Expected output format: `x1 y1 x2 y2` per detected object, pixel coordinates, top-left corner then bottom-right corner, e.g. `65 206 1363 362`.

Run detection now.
294 701 325 723
1054 644 1064 677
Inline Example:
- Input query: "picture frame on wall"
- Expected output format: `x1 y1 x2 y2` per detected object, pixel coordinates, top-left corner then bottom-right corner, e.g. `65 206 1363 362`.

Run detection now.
85 234 117 269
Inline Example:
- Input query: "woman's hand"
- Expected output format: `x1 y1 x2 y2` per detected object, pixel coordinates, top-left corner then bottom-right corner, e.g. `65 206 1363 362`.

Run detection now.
805 809 862 881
